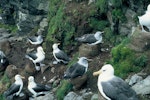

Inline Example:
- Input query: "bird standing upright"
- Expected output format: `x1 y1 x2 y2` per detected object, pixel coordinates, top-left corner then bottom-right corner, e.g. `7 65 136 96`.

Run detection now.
52 43 70 64
28 76 51 97
4 74 25 100
25 46 45 71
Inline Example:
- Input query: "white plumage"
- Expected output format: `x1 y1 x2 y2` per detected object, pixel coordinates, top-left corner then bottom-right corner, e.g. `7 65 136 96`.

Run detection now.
138 4 150 32
4 74 24 99
28 76 51 97
93 64 138 100
52 43 70 64
25 46 45 71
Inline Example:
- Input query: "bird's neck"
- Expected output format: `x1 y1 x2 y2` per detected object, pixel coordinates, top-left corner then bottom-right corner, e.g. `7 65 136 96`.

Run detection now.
53 48 60 53
98 74 114 82
15 80 23 85
78 61 88 68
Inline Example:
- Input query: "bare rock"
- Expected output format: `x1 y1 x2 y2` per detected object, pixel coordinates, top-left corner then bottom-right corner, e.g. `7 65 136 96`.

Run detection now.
5 65 18 78
64 91 83 100
127 27 150 52
132 75 150 95
78 44 100 57
70 74 87 90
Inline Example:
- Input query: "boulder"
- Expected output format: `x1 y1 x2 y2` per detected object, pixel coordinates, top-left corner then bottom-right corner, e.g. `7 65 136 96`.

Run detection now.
127 27 150 52
132 75 150 95
64 91 83 100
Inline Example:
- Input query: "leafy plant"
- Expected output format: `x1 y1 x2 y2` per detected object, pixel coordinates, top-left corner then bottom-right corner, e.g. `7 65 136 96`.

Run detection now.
56 80 73 100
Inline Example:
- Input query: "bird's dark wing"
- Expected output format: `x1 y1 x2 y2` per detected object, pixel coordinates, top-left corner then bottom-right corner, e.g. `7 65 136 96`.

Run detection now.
4 84 20 97
76 34 97 44
64 63 86 79
33 84 51 92
101 77 137 100
28 36 37 42
55 50 70 61
26 52 37 60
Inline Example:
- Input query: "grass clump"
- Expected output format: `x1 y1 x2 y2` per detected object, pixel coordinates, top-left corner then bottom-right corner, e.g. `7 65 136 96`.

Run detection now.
56 80 73 100
107 43 147 78
0 23 18 33
0 74 11 100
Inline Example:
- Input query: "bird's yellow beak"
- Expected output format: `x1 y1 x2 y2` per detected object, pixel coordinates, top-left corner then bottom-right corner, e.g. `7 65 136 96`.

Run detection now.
57 43 60 45
21 76 25 79
93 70 102 76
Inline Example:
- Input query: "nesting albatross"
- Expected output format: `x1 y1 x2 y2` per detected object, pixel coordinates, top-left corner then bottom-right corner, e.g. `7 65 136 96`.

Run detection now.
4 74 25 99
138 4 150 32
75 31 104 45
27 35 43 45
52 43 70 64
64 57 90 79
93 64 138 100
25 46 45 71
28 76 51 97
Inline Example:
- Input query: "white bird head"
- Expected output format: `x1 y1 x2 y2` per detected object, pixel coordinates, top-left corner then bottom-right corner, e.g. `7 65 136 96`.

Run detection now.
94 31 104 40
15 74 25 81
37 46 45 54
147 4 150 12
52 43 60 50
28 76 35 84
77 57 90 67
93 64 114 77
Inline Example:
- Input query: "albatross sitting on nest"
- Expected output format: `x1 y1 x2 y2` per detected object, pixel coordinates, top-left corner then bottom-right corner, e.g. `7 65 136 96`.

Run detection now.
25 46 45 71
28 76 51 97
93 64 138 100
27 35 43 45
4 74 25 100
64 57 91 79
75 31 104 45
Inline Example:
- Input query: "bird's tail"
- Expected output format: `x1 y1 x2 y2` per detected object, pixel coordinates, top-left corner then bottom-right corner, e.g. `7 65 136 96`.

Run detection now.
75 37 84 42
45 85 51 91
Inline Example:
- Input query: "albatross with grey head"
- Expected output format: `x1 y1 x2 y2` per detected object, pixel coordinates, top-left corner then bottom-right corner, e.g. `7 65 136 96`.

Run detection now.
27 35 43 45
93 64 138 100
75 31 104 45
64 57 91 79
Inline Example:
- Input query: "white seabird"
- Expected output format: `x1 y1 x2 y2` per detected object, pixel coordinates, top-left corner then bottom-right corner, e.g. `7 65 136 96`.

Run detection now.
75 31 104 45
4 74 25 99
64 57 90 79
28 76 51 97
0 50 9 71
93 64 138 100
138 4 150 32
52 43 70 64
27 35 43 45
25 46 45 71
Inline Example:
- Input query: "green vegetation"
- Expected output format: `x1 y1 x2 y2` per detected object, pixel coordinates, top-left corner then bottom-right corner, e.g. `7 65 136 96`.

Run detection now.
0 23 18 33
56 80 73 100
47 0 76 50
96 0 108 13
0 74 11 100
107 43 148 78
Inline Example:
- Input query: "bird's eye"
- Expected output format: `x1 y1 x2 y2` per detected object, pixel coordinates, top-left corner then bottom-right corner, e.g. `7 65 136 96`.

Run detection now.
103 70 106 72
